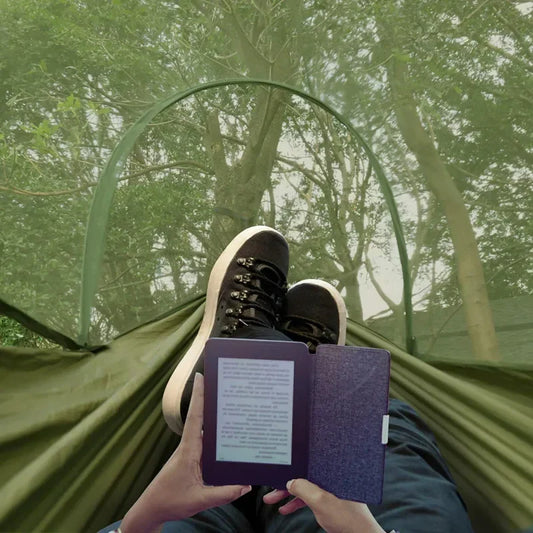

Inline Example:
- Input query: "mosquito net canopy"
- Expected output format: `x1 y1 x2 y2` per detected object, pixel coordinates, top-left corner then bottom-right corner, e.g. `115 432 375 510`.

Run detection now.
0 1 531 531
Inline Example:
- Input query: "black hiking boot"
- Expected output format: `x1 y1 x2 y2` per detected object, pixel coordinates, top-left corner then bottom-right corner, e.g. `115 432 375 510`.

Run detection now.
279 279 346 353
162 226 289 435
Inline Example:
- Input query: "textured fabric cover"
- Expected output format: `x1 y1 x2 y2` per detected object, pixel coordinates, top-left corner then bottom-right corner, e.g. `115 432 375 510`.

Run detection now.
0 301 531 532
308 346 390 503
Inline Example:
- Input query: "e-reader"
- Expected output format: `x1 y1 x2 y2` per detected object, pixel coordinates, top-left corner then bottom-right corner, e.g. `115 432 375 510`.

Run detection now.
202 338 311 489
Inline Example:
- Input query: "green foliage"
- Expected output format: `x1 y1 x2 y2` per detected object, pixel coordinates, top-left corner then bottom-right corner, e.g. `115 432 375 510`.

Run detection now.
0 0 531 356
0 315 54 348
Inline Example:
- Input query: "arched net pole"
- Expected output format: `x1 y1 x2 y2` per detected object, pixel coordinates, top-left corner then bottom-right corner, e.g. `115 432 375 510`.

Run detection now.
79 79 415 351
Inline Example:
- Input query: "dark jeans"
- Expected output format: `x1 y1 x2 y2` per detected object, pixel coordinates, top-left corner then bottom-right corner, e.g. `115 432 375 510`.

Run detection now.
101 326 474 533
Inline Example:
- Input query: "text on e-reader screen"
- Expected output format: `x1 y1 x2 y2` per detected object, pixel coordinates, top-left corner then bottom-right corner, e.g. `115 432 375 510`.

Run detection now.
216 358 294 464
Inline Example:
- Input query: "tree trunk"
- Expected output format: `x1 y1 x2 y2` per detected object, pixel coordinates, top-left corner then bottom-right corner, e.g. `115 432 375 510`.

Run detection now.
388 58 500 361
202 2 298 265
203 87 290 266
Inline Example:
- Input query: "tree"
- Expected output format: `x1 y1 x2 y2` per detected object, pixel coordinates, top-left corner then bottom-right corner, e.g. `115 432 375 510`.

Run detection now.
1 0 531 358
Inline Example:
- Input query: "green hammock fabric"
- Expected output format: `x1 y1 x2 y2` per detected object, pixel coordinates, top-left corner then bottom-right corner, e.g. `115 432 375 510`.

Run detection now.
1 299 531 532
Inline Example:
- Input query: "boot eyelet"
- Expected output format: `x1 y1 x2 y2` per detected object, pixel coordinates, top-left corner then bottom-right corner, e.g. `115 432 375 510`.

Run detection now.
236 257 255 268
231 289 249 301
234 273 252 284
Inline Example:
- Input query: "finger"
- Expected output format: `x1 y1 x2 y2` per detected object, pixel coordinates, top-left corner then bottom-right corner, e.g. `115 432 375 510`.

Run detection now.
263 488 290 505
278 497 308 515
286 478 336 510
181 373 204 451
201 484 252 508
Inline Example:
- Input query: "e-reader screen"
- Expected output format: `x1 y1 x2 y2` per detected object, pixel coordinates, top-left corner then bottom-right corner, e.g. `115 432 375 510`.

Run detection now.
216 357 294 464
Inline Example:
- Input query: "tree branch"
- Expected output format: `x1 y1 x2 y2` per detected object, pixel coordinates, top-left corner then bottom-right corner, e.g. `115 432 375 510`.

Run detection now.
0 160 211 197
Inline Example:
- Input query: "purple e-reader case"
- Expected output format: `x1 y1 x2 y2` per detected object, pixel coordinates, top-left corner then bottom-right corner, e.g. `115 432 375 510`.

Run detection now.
202 338 390 504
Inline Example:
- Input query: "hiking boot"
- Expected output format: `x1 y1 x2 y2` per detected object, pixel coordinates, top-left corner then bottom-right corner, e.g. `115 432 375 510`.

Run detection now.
279 279 346 352
162 226 289 434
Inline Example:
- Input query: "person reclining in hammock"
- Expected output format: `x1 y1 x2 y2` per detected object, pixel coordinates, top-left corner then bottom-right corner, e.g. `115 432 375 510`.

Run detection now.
100 226 474 533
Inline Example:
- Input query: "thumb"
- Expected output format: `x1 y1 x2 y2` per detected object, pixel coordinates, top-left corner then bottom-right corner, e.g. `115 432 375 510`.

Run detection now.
286 478 336 510
201 484 252 508
286 479 384 533
285 479 346 533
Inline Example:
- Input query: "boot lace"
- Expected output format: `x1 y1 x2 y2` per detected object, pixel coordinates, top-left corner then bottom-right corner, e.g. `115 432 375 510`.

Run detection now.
221 257 287 335
279 315 337 353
